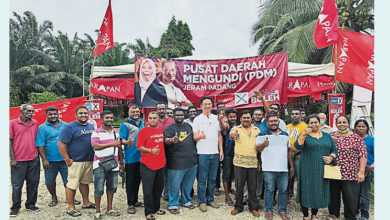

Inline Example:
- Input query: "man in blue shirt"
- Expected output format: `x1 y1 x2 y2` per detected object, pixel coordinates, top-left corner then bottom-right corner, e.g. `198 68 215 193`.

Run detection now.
58 105 95 217
120 105 145 214
36 107 81 207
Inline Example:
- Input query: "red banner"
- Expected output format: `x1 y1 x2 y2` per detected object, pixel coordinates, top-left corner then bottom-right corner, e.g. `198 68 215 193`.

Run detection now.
10 97 88 125
328 93 345 128
287 75 335 100
334 29 374 91
313 0 339 49
93 0 114 57
90 78 134 99
134 53 288 109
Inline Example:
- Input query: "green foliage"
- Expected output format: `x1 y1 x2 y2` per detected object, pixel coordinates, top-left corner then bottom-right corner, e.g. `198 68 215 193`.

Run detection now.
128 38 154 57
152 16 195 58
95 42 132 66
10 86 22 107
28 92 58 104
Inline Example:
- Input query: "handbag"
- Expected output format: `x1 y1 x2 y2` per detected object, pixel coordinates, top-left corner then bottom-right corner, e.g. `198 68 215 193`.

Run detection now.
98 131 118 172
323 164 342 180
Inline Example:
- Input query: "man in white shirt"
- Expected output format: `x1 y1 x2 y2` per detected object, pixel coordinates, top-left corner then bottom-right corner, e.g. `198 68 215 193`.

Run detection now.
192 97 223 212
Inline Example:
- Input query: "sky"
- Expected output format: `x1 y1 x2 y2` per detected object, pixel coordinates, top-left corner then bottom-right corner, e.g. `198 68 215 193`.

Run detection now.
10 0 262 58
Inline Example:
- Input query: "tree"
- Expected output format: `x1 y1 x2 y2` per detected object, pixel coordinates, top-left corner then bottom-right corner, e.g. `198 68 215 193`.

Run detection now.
28 92 59 104
95 42 133 66
153 16 195 58
251 0 374 64
128 38 155 58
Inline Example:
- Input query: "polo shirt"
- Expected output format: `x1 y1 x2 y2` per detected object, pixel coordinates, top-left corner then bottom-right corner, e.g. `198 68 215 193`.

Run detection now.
35 120 67 161
286 122 307 152
364 135 374 166
120 118 144 164
9 117 38 161
256 129 290 172
192 113 221 154
230 125 261 168
158 117 174 130
59 121 94 162
91 126 120 170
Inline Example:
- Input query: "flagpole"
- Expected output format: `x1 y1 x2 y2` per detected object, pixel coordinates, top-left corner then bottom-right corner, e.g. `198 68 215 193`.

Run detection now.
89 33 102 100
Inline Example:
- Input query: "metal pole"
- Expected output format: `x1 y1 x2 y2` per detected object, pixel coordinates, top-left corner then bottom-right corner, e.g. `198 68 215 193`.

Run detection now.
82 59 85 96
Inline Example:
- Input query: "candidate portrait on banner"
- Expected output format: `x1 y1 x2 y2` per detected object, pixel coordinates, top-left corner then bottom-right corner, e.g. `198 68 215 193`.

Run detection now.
134 57 168 107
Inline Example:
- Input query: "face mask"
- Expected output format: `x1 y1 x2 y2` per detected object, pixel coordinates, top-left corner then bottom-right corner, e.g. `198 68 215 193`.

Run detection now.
320 120 325 125
338 128 350 133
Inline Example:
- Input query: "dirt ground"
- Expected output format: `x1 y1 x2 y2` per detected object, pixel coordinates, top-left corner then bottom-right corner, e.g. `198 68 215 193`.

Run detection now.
9 168 374 220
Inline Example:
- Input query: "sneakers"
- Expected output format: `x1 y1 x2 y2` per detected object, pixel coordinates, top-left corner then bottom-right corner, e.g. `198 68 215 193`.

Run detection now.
207 202 219 209
199 203 207 212
10 210 18 217
265 212 273 220
250 210 260 217
26 206 40 212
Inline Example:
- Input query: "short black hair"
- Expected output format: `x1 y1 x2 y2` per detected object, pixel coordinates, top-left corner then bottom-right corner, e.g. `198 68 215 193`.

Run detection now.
173 107 185 115
226 108 237 115
253 108 264 114
354 119 369 134
188 106 197 112
291 107 300 113
240 109 252 117
217 102 225 107
76 105 88 113
266 113 279 121
270 103 280 109
46 106 58 114
299 108 306 113
129 104 140 109
101 110 113 118
305 114 320 124
200 96 213 105
335 115 350 125
156 103 166 108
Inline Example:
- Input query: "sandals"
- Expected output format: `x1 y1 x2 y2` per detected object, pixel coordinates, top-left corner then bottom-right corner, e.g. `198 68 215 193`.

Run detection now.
48 200 58 207
94 213 102 220
81 203 96 209
311 215 319 220
225 198 234 206
182 204 195 209
155 210 166 215
326 215 337 220
135 201 144 207
169 209 180 214
127 205 136 214
67 209 82 217
65 199 81 205
106 209 120 217
146 214 155 220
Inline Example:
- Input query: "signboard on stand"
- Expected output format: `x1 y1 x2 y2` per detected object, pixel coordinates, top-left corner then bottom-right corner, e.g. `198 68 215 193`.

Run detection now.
328 94 345 128
85 99 104 129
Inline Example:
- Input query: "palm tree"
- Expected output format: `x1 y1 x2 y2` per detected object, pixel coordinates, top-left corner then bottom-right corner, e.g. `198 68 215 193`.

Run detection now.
95 42 132 66
128 38 155 58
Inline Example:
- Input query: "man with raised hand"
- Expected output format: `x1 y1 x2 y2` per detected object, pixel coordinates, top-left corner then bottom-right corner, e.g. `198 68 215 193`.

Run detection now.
137 112 166 220
193 96 224 212
230 110 261 217
164 108 198 214
256 114 294 220
58 105 95 217
120 105 144 214
286 108 307 199
10 104 40 217
91 110 124 219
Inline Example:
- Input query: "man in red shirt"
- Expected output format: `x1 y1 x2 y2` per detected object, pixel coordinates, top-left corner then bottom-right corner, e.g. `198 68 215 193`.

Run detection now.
137 112 166 220
9 104 40 217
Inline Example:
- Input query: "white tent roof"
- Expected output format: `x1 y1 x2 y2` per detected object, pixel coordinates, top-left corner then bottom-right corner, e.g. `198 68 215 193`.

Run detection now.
91 55 335 79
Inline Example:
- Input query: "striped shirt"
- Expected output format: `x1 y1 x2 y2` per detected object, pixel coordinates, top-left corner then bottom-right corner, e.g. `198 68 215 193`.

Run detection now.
91 126 119 171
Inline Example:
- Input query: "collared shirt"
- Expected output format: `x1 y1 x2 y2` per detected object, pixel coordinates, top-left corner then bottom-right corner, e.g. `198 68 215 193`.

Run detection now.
158 117 175 131
35 120 67 161
192 113 221 154
256 129 290 172
10 117 39 161
320 124 334 133
160 82 192 109
91 126 120 170
230 125 260 168
183 118 193 127
120 118 144 164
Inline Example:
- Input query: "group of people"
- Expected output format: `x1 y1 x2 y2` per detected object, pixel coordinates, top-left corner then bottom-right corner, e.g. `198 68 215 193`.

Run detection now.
9 93 374 220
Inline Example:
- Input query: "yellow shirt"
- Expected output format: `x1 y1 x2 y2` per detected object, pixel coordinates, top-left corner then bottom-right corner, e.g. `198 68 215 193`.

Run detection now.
230 125 260 168
286 122 307 152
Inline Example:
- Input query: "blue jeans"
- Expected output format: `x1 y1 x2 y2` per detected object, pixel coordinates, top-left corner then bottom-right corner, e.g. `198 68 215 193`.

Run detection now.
167 165 197 209
44 161 68 185
93 165 119 197
359 169 374 219
263 171 288 214
197 154 219 204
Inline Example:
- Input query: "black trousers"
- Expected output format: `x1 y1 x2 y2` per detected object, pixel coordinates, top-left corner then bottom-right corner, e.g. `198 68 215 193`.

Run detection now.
301 205 318 217
215 161 221 189
125 162 141 206
11 157 40 211
328 180 359 220
140 163 165 216
234 166 259 212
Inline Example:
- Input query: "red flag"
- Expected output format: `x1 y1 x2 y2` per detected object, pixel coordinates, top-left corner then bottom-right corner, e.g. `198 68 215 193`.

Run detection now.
93 0 114 57
313 0 339 49
334 30 374 91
